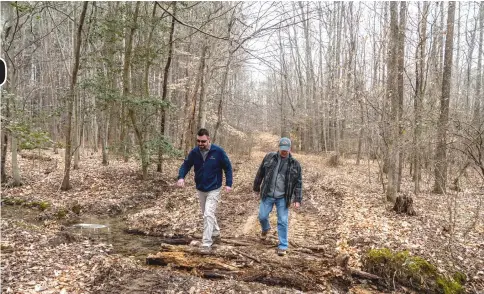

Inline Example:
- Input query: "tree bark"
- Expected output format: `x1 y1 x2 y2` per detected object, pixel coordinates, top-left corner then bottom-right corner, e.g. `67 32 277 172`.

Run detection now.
434 2 455 194
157 2 176 173
473 2 484 124
61 2 89 191
0 2 7 183
386 2 399 203
184 45 207 153
413 2 429 195
73 2 80 170
197 47 209 130
396 2 406 192
122 2 146 178
213 10 237 143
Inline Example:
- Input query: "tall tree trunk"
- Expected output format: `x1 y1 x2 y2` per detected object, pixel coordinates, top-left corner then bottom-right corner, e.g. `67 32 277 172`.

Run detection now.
1 1 20 185
1 89 8 183
73 2 80 170
434 2 455 194
473 3 484 124
299 2 318 151
317 3 327 152
61 2 89 191
334 2 343 159
465 7 477 113
1 123 7 183
1 2 7 183
213 11 236 143
396 2 406 192
386 2 399 203
184 45 207 152
100 111 109 166
122 2 146 179
11 135 20 185
157 2 176 173
356 99 364 165
414 2 429 195
197 46 209 130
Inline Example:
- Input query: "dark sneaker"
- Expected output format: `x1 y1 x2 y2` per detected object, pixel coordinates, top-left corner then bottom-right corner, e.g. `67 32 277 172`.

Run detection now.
200 246 212 255
212 235 221 244
277 249 287 256
260 230 269 240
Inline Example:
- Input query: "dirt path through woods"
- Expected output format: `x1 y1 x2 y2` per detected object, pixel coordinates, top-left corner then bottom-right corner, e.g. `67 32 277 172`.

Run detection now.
1 132 483 293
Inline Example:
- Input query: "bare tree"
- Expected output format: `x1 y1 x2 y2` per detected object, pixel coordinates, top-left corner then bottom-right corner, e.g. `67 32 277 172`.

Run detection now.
385 2 399 202
434 2 456 194
61 1 88 190
157 1 176 173
473 3 484 124
414 2 429 195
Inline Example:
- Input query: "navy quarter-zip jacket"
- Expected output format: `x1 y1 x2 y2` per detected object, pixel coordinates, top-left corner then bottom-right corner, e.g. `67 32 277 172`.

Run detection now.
178 144 233 192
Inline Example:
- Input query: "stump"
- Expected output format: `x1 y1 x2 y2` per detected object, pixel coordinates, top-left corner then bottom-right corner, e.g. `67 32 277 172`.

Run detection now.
393 195 416 216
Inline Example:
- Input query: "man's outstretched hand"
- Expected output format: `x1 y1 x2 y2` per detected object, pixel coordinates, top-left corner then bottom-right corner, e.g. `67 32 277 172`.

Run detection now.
292 202 300 209
225 186 232 193
177 179 185 188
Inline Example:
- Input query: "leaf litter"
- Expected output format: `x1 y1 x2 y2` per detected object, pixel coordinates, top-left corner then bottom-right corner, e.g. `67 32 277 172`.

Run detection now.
1 133 483 293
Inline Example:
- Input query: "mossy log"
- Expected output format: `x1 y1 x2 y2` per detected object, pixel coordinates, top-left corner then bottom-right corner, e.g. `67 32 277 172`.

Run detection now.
362 248 464 294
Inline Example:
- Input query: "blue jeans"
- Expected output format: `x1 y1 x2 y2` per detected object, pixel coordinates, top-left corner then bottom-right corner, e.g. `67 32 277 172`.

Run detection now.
258 196 289 250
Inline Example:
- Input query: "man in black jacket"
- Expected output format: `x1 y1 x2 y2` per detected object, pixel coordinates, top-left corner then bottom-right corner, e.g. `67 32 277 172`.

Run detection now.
253 137 302 256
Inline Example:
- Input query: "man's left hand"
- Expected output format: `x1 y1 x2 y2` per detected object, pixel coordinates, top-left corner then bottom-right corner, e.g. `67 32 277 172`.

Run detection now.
292 202 300 209
225 186 233 193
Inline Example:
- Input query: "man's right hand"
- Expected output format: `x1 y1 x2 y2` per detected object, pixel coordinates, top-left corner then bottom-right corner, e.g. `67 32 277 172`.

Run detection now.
253 192 259 198
177 179 185 187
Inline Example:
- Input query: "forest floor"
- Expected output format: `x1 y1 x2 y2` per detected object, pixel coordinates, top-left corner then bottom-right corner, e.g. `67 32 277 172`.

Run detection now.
1 132 483 294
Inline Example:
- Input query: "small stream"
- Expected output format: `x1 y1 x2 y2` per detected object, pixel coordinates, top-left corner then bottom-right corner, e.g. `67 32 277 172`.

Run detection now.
1 205 163 261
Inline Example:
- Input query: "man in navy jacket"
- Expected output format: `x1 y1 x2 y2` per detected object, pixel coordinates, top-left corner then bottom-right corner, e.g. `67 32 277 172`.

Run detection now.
177 128 233 253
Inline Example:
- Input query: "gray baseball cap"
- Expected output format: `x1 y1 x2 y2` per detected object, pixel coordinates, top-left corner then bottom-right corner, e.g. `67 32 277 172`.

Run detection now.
279 137 291 151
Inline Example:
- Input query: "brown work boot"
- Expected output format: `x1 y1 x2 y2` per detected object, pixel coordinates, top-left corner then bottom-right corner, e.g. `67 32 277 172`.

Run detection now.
277 248 287 256
199 246 212 255
260 230 269 240
212 235 221 244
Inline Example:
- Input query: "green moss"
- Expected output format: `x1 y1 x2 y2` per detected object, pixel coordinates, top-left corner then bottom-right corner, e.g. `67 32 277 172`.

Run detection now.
0 244 14 253
452 272 466 284
366 248 393 263
363 248 465 293
2 198 51 212
394 250 410 264
1 198 15 205
3 198 27 206
437 276 464 294
38 201 50 211
29 201 50 211
71 203 82 215
55 208 68 219
405 256 437 276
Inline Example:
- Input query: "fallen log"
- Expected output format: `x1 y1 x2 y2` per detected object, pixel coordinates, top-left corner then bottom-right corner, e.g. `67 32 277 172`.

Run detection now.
200 270 230 279
146 251 240 272
222 238 254 246
242 271 315 291
349 267 382 280
296 244 327 252
158 237 193 245
232 248 261 263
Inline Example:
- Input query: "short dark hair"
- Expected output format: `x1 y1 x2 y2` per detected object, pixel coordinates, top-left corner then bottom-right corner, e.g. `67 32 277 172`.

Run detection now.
197 128 209 137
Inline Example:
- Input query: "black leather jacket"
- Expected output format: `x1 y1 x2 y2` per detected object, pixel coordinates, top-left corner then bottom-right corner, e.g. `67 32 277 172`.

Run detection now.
253 152 303 207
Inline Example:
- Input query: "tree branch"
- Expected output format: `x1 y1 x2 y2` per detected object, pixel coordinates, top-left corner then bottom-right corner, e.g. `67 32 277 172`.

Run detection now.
155 1 232 42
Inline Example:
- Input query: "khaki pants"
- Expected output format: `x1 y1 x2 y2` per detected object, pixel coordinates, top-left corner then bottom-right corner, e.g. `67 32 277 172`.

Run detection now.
197 187 221 247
